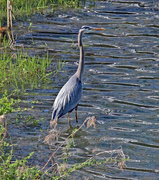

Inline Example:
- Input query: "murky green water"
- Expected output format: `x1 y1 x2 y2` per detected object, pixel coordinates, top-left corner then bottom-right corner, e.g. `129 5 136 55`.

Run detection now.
6 0 159 179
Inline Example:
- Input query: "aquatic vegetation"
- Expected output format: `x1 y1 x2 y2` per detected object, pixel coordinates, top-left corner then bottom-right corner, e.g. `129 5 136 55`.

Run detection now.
0 109 128 179
0 151 40 179
42 116 129 179
1 0 53 20
15 112 45 126
0 91 15 115
0 94 42 179
0 0 86 23
0 51 54 92
0 116 41 179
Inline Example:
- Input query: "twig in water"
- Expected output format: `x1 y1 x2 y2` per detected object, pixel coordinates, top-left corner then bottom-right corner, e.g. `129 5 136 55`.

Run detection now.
41 116 96 174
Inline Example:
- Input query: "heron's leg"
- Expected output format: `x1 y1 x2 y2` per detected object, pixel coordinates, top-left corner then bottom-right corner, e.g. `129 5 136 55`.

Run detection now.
68 112 71 124
75 105 78 123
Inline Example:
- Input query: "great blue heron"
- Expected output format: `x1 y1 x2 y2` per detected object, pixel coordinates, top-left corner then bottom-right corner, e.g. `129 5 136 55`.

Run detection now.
51 26 105 125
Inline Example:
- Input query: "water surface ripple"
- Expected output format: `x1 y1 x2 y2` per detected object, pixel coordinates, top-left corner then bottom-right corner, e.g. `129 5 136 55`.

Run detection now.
12 0 159 179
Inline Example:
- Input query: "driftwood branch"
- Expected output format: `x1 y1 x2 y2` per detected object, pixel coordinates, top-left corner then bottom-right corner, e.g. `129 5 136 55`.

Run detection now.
7 0 14 45
0 0 15 44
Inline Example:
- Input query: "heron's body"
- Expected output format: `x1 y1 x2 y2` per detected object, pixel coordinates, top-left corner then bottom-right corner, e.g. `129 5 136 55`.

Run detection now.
51 26 105 124
52 74 82 120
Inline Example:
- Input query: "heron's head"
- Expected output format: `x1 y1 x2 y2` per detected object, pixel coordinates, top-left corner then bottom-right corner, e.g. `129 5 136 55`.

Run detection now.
80 26 105 33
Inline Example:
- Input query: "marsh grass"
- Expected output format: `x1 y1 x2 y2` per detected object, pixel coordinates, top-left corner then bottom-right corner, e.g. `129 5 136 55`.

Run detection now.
0 0 54 21
0 114 41 179
0 51 55 92
0 93 43 179
0 0 83 24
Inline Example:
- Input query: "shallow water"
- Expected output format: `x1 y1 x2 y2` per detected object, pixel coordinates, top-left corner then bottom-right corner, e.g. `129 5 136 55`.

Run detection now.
7 0 159 179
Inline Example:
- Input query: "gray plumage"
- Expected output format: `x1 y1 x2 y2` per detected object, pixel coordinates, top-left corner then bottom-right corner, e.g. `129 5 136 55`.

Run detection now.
52 74 82 120
51 26 105 124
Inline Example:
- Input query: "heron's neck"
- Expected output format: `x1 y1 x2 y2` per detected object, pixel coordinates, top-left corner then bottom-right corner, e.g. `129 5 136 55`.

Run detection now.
75 30 84 81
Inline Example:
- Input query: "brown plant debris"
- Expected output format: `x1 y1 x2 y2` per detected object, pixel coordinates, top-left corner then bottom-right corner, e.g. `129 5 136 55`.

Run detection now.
86 116 96 129
0 114 7 146
57 164 67 175
44 129 60 145
114 146 128 170
0 114 5 124
0 27 7 42
94 146 128 170
92 147 100 154
7 0 15 45
50 118 58 129
41 116 129 176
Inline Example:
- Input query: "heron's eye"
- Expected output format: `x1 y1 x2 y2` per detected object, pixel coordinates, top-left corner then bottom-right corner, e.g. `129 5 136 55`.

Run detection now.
81 26 91 30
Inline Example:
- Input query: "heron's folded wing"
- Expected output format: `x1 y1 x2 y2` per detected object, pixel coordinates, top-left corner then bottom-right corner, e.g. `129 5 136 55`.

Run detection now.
52 75 82 118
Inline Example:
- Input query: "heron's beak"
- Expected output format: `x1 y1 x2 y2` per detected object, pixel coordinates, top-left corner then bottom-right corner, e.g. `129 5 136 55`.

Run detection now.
92 27 106 31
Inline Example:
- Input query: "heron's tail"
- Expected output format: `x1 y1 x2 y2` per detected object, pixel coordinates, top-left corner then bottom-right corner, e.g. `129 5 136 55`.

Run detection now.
51 108 57 120
51 109 58 128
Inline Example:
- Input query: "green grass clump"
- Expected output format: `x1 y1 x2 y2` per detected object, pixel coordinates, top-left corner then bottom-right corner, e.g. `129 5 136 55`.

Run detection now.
0 0 55 21
0 51 53 92
0 93 41 179
0 120 40 179
0 151 41 179
0 91 15 115
0 0 83 24
56 0 81 8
